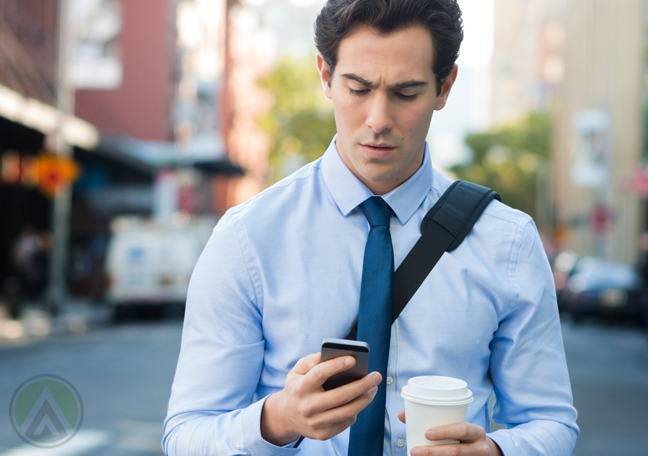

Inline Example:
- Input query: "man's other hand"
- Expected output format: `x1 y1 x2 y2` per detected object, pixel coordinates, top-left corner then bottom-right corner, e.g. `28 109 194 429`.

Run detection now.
261 352 382 446
397 410 504 456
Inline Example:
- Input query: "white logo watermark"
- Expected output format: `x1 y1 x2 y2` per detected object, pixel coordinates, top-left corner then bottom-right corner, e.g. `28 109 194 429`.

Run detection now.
9 375 83 448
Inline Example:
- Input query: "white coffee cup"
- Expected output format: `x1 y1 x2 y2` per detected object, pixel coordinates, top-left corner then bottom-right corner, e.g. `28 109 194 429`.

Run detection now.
401 376 474 454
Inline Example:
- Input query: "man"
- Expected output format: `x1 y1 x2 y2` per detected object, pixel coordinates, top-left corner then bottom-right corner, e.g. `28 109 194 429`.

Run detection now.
163 0 579 454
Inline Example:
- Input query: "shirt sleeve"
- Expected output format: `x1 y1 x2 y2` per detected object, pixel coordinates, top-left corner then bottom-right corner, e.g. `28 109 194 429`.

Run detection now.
486 220 579 455
162 211 301 456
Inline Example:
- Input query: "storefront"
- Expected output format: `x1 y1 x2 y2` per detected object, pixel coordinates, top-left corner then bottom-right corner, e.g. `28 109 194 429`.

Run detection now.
0 116 52 310
0 81 99 312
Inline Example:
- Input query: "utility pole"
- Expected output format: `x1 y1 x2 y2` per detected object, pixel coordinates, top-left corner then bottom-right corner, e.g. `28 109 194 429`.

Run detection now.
47 0 75 316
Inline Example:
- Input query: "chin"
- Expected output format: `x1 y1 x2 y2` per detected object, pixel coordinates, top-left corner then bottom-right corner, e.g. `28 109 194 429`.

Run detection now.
358 168 398 184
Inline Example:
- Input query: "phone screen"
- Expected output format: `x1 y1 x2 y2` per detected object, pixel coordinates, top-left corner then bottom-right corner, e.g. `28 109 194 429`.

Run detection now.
320 338 370 391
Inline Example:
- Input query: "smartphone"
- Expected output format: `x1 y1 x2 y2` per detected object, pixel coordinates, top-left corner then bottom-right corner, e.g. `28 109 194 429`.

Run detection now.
320 338 370 391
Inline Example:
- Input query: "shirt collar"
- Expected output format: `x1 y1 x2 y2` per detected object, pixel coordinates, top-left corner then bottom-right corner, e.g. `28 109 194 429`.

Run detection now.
321 135 434 225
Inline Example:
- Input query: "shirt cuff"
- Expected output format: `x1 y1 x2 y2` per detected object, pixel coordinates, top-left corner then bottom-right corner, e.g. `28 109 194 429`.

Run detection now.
487 430 515 456
242 394 301 456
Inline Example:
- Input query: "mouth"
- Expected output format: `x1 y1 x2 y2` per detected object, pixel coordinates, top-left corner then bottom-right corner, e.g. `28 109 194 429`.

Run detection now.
360 143 397 154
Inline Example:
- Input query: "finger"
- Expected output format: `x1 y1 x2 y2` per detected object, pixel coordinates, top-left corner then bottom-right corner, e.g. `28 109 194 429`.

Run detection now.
411 441 485 456
313 371 381 411
304 416 356 442
398 409 405 423
291 353 321 375
410 444 456 456
303 355 358 388
425 422 486 443
311 385 378 427
321 416 356 440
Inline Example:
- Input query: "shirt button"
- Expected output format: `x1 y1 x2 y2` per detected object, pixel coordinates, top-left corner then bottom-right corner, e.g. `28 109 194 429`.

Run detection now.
397 438 405 447
386 376 393 385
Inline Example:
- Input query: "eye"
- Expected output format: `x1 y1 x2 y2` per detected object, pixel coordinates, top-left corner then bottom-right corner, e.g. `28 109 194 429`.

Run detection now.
349 88 369 96
395 93 417 101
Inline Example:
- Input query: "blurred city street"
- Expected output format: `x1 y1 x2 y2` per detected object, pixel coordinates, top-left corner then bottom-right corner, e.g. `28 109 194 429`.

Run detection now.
0 311 183 456
0 310 646 455
563 319 648 455
2 0 648 454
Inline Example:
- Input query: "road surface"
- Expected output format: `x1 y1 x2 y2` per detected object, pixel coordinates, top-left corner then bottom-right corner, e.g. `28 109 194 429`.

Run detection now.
0 314 647 455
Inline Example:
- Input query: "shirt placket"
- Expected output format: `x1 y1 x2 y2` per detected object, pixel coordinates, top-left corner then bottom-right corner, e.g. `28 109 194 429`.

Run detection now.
386 327 407 456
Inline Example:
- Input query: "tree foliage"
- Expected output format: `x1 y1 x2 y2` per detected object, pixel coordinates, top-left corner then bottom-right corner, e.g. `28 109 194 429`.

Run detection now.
451 112 551 220
258 56 337 182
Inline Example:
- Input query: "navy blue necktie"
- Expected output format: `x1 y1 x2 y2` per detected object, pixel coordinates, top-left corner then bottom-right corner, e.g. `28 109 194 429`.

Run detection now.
348 197 394 456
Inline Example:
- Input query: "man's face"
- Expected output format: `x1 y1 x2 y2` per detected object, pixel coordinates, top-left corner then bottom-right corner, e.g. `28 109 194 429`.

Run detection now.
317 24 457 195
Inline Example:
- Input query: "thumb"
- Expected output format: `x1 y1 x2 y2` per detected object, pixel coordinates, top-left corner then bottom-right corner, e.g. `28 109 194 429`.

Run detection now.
291 352 321 375
398 410 406 424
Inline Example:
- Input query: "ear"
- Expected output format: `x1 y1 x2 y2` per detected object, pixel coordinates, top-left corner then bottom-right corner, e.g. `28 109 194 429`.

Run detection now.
317 54 333 99
434 65 459 111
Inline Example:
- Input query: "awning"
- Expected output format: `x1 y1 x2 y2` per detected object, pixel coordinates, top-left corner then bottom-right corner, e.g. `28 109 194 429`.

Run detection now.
99 135 245 177
0 84 99 150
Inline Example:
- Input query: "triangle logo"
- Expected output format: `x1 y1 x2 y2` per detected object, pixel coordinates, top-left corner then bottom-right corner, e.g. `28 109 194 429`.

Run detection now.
10 375 83 448
22 388 71 443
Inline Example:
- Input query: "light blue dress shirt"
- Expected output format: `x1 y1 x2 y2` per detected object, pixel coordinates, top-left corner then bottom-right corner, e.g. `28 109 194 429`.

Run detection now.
163 138 579 456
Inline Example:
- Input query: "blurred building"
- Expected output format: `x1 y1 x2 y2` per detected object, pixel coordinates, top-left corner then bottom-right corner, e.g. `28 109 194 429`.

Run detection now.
552 0 644 265
492 0 645 265
70 0 178 230
218 0 331 207
1 0 245 304
0 0 100 302
490 0 566 236
175 0 238 213
74 0 178 142
69 0 246 297
73 0 243 211
220 1 275 207
491 0 564 126
64 0 179 299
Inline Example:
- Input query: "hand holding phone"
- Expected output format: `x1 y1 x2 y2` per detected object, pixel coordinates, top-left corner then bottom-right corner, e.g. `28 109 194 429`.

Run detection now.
260 340 380 446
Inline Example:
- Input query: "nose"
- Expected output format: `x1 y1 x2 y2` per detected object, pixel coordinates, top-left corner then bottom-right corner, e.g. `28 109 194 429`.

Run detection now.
366 93 393 134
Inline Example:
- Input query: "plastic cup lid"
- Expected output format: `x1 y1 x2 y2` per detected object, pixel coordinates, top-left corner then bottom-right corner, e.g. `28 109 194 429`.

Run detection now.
401 376 474 405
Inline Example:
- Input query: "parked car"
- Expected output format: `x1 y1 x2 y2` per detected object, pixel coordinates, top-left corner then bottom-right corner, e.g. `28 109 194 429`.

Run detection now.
554 251 644 321
104 216 215 318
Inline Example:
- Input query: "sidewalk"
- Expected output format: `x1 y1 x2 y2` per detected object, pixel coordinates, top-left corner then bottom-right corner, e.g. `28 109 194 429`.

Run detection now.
0 299 112 346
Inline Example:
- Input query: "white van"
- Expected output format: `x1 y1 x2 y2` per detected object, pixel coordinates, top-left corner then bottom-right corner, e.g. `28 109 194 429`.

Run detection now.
104 216 215 311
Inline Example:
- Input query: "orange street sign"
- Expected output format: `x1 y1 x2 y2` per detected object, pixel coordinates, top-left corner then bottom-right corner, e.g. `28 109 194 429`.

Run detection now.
36 152 81 197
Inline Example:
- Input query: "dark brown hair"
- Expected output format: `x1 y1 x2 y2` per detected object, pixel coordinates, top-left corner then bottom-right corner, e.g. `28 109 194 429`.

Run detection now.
314 0 463 94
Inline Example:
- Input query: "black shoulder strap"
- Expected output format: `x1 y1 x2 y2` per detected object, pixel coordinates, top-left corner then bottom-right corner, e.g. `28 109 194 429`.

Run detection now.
346 180 501 340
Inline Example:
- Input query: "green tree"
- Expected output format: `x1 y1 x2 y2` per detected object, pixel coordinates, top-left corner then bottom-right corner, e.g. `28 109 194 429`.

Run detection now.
451 112 551 220
258 56 337 182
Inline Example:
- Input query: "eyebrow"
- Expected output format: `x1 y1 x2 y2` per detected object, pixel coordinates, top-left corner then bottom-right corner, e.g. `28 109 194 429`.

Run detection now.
340 73 429 91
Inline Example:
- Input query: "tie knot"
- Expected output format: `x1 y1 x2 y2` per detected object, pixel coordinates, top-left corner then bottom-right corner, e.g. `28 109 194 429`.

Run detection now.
360 197 392 227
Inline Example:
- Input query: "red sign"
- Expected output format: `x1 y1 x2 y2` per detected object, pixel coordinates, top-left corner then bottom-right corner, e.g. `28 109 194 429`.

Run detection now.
36 152 80 197
590 205 612 235
0 150 81 197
